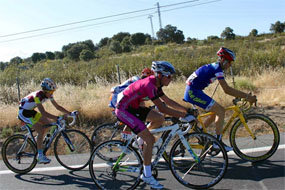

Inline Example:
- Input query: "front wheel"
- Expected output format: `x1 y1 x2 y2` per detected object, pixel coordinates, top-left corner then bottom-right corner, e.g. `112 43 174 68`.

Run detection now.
54 129 92 171
1 134 37 174
169 133 228 189
89 140 143 190
230 114 280 162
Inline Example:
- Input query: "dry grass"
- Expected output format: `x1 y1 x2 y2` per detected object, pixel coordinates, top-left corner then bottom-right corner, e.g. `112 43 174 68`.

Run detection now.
0 69 284 130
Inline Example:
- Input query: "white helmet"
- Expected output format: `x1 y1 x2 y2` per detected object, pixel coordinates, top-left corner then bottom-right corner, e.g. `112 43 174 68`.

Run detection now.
41 78 57 91
151 61 176 76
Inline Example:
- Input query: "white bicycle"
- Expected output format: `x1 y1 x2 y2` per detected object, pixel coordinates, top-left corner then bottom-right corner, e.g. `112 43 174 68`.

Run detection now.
89 116 228 189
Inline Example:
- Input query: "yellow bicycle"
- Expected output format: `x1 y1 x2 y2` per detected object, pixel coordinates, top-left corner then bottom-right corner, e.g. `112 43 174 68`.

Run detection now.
193 98 280 162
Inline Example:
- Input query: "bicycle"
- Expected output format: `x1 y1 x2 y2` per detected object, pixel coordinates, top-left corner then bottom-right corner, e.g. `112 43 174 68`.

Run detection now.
89 116 228 189
1 111 92 174
192 98 280 162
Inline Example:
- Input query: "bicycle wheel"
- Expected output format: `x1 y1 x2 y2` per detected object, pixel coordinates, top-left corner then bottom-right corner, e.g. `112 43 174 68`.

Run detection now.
91 122 123 147
230 113 280 162
54 129 92 171
1 134 37 174
169 133 228 189
89 140 143 190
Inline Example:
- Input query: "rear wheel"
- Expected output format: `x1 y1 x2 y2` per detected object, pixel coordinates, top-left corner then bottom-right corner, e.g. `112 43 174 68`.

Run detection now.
54 129 92 171
230 114 280 162
1 134 37 174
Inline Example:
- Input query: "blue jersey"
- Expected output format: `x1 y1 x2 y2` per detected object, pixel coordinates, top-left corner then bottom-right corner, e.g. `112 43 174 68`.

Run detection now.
186 62 224 90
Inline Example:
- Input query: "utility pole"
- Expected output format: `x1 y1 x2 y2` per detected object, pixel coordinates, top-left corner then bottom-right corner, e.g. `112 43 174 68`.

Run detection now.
148 15 155 39
156 2 162 29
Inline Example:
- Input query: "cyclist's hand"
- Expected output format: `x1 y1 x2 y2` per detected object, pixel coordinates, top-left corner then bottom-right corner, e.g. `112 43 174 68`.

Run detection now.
71 110 79 116
179 114 195 123
247 94 257 105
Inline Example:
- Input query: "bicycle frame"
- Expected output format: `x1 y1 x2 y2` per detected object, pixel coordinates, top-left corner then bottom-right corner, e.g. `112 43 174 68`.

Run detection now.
197 104 256 139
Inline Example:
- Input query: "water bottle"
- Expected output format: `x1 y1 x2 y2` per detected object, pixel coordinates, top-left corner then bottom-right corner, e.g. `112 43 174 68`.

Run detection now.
43 133 51 146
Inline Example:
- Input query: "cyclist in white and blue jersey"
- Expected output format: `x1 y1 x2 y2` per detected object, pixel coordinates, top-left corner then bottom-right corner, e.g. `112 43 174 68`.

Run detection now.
183 47 257 151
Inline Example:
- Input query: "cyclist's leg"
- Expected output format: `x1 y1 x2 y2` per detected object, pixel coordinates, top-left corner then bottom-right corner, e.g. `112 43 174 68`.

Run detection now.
208 102 225 135
145 109 164 130
32 115 52 163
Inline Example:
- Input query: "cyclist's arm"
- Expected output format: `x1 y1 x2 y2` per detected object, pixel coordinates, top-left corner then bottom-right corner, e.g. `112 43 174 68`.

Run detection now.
160 95 187 113
36 103 58 120
51 99 71 115
152 97 186 118
218 79 256 103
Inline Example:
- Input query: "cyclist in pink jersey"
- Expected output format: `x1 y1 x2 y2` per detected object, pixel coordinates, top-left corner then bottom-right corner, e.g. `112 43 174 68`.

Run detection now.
18 78 72 164
115 61 193 189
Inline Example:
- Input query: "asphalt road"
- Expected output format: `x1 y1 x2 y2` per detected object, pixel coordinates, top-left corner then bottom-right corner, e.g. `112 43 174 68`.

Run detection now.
1 139 284 190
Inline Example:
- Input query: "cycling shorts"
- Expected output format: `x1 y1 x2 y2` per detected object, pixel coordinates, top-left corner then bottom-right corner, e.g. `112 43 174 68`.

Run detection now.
18 109 42 128
115 106 151 134
183 85 215 111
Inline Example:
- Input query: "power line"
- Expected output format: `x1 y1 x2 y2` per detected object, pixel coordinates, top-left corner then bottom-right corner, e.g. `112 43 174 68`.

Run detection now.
0 0 222 43
0 0 201 38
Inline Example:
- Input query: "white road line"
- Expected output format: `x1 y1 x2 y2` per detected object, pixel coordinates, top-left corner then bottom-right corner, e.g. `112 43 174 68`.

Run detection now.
1 144 284 175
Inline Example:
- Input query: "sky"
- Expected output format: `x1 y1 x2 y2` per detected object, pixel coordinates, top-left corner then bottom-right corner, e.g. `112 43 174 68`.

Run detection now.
0 0 284 62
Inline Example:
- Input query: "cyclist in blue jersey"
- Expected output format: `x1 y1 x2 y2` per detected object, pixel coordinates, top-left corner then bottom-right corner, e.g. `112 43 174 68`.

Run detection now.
109 68 154 109
183 47 257 151
18 78 72 164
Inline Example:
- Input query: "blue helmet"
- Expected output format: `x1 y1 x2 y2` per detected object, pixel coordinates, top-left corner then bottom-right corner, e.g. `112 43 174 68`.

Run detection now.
151 61 176 76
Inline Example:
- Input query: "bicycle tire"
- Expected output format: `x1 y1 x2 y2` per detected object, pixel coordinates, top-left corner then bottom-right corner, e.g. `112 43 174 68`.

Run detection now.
1 134 37 174
89 140 143 190
54 129 92 171
91 122 123 147
230 113 280 162
169 132 228 189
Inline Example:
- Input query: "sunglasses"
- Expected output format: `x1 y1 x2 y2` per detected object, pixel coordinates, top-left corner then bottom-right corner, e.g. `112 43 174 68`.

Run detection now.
46 90 55 95
164 75 172 79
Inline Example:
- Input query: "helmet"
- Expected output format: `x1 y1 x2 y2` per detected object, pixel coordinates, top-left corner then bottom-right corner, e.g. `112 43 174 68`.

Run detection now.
151 61 176 76
41 78 57 91
141 68 154 77
217 47 236 62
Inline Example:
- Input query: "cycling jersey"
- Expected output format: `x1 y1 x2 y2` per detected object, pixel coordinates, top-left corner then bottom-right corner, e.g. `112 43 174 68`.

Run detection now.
186 62 224 90
109 76 140 108
18 90 53 126
19 90 53 110
115 75 164 134
184 62 224 111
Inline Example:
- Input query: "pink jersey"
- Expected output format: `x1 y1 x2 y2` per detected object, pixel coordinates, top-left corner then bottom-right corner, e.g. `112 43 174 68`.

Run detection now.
117 75 164 109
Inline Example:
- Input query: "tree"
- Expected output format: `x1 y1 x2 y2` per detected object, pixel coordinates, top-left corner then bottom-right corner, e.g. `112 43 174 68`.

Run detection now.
130 33 147 46
98 37 110 48
31 52 46 63
207 35 219 41
112 32 130 43
156 24 185 44
45 51 55 60
121 36 132 52
249 29 258 37
270 21 285 33
66 44 89 61
0 62 8 71
54 51 64 59
79 49 94 61
10 56 23 65
109 40 122 54
221 27 236 40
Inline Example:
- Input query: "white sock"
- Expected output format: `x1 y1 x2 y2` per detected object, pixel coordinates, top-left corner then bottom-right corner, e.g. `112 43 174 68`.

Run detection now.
137 137 144 146
143 165 152 177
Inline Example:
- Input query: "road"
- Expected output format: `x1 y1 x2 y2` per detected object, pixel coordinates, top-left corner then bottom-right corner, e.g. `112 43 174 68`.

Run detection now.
1 144 284 189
